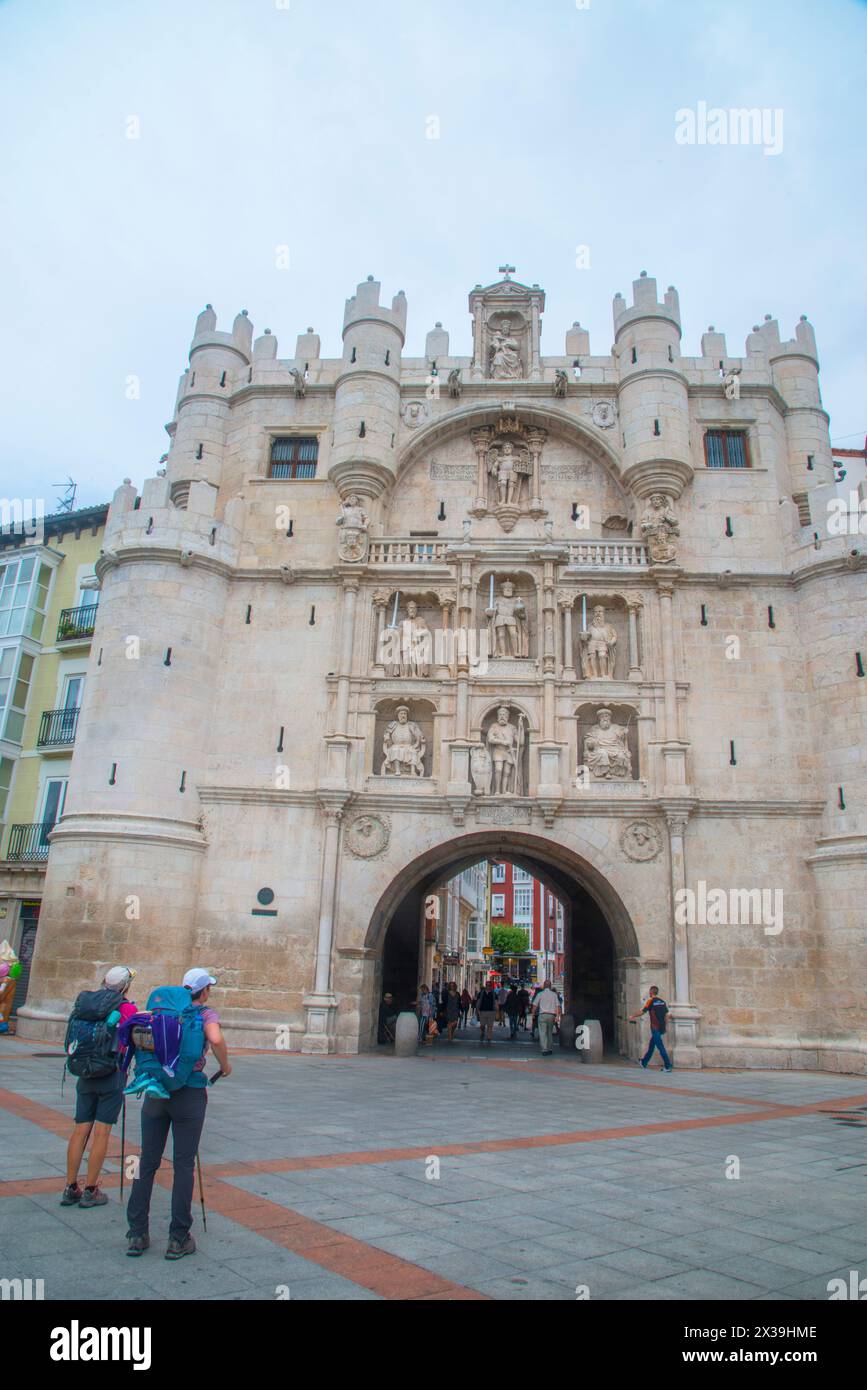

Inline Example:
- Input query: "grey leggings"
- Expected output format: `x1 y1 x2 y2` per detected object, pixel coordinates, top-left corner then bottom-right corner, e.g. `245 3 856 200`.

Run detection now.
126 1086 207 1240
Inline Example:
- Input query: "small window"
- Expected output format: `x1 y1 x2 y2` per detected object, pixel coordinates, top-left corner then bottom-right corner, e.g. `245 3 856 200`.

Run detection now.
269 436 319 479
491 863 506 883
704 429 750 469
491 893 505 916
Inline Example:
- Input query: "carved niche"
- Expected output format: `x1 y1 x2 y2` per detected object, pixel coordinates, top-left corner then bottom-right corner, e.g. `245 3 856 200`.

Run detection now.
468 274 544 383
373 698 435 779
478 572 536 671
576 703 639 783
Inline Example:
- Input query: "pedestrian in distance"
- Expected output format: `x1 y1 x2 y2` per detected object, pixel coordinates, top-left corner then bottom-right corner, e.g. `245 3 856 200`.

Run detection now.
61 965 138 1209
123 968 231 1260
459 987 472 1028
629 985 673 1072
416 984 434 1044
377 992 398 1044
504 984 520 1039
476 981 497 1044
516 984 530 1030
444 981 461 1041
532 980 561 1056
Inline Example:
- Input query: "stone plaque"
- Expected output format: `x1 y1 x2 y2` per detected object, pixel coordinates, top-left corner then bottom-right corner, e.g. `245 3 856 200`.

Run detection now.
430 462 476 481
541 463 591 481
475 803 532 825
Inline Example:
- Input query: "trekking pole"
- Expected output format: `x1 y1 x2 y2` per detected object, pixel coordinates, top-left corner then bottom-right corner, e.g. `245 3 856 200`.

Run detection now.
119 1096 126 1198
195 1150 207 1233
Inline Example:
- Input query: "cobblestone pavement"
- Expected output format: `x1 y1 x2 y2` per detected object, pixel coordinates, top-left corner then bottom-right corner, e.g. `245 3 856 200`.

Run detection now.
2 1034 866 1301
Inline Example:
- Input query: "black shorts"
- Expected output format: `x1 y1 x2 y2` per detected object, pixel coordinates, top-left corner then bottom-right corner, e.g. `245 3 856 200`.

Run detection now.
74 1071 124 1126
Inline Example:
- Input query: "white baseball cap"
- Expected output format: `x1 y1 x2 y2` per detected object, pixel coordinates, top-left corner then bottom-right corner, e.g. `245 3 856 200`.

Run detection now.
104 965 136 989
183 968 216 992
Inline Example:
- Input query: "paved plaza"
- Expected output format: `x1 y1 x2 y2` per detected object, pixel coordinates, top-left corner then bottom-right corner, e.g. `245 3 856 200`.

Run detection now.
1 1034 866 1302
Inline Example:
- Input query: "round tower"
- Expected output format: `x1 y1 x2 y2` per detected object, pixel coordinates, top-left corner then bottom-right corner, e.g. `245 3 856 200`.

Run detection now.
328 276 407 501
167 305 253 508
613 272 692 501
763 314 834 491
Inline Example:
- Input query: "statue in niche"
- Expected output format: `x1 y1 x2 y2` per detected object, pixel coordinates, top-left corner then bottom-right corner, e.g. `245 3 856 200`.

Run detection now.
486 705 526 796
641 493 679 564
486 579 529 659
399 600 432 679
336 493 370 562
579 604 618 679
583 708 633 780
488 318 523 380
381 705 426 777
487 442 531 507
470 744 492 797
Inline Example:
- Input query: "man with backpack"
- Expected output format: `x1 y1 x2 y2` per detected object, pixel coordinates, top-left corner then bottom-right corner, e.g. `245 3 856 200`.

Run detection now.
124 968 231 1260
61 965 138 1209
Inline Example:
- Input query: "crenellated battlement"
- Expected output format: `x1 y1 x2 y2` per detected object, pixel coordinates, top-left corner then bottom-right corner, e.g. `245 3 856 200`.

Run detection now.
102 474 244 568
613 272 681 338
343 275 408 340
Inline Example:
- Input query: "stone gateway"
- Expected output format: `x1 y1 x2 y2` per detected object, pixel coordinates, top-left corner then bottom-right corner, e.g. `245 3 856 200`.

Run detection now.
19 270 866 1073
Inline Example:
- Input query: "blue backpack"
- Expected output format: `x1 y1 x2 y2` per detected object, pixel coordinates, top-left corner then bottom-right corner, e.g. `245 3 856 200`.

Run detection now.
125 986 207 1092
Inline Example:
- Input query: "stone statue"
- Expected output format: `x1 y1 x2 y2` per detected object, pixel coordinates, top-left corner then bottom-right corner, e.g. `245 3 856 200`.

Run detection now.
488 318 523 380
470 744 492 796
486 579 528 659
289 368 307 398
583 708 632 780
578 605 618 679
486 705 526 796
381 705 426 777
336 493 370 562
399 600 431 679
641 493 679 564
447 368 462 399
553 368 568 398
487 443 531 506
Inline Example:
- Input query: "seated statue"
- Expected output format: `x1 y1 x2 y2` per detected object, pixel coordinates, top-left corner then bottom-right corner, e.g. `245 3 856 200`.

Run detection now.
381 705 426 777
583 708 632 780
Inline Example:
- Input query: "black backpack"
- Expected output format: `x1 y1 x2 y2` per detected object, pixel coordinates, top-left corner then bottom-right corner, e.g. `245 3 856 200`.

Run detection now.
64 987 125 1079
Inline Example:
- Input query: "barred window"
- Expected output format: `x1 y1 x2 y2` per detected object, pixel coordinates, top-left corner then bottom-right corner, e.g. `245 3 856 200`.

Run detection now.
269 436 319 479
704 429 750 469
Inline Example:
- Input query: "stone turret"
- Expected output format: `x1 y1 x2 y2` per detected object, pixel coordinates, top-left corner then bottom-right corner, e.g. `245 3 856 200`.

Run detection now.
166 305 254 507
613 272 692 501
328 276 407 501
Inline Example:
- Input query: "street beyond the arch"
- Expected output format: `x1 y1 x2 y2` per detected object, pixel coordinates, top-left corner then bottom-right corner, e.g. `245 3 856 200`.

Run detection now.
2 1037 866 1303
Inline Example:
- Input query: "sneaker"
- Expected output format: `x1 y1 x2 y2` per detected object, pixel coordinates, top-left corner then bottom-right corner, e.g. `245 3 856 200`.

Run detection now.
126 1233 150 1257
664 1065 673 1072
639 1060 648 1069
123 1076 151 1096
60 1183 82 1206
165 1234 196 1261
79 1186 109 1208
144 1080 171 1100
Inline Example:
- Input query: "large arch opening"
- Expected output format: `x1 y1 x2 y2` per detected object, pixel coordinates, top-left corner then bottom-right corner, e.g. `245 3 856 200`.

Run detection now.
365 832 641 1056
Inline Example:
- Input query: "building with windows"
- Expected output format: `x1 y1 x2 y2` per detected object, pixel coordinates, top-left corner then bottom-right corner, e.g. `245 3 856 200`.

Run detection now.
18 271 866 1073
0 505 107 1011
490 861 564 988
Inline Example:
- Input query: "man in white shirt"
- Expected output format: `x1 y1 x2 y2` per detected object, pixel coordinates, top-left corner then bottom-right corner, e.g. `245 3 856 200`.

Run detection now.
532 980 561 1056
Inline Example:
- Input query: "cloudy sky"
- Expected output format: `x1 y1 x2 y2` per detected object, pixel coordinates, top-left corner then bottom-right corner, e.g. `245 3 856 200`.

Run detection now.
2 0 865 508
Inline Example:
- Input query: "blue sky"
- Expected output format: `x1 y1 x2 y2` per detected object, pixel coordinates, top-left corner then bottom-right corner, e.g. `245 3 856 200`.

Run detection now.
1 0 865 508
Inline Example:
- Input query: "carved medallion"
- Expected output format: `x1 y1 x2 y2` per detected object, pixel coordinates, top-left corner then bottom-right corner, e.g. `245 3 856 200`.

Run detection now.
591 400 617 429
620 820 662 862
401 399 428 429
345 814 391 858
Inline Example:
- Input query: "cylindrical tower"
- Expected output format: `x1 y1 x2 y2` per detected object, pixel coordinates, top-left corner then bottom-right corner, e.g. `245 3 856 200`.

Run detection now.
328 276 407 501
764 314 835 492
613 272 693 501
167 305 253 508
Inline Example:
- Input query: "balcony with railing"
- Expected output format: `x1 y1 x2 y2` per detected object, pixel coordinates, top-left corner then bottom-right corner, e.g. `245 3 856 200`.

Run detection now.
5 822 53 863
368 539 448 565
37 706 80 749
567 539 648 568
56 604 98 643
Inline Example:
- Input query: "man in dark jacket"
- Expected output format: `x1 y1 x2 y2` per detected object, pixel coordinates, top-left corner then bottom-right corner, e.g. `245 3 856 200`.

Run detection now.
476 983 497 1044
629 985 673 1071
504 985 521 1039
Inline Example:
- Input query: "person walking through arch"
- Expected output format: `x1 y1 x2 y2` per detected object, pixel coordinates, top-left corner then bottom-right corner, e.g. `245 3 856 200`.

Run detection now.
629 985 673 1072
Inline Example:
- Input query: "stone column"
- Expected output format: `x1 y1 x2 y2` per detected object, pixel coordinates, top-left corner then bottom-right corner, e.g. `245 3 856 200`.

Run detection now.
530 303 541 380
526 428 546 513
627 598 643 679
370 588 389 675
436 589 455 676
656 573 688 788
662 805 701 1068
471 428 491 514
334 577 360 734
302 799 347 1053
471 304 485 381
558 592 576 680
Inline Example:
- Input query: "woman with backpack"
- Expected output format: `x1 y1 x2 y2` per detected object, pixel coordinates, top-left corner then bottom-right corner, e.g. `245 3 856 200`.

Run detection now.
61 965 138 1209
124 968 231 1260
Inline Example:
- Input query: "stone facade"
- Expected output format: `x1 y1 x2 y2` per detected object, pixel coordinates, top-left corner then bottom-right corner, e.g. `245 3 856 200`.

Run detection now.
19 270 867 1072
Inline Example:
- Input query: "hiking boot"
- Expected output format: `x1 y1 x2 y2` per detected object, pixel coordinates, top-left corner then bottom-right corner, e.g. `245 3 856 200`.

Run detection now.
165 1234 196 1260
60 1183 82 1206
126 1233 150 1256
79 1186 109 1208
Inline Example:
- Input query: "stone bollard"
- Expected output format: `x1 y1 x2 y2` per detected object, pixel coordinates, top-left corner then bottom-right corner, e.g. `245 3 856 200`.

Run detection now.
576 1017 604 1064
558 1013 575 1050
394 1011 419 1057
